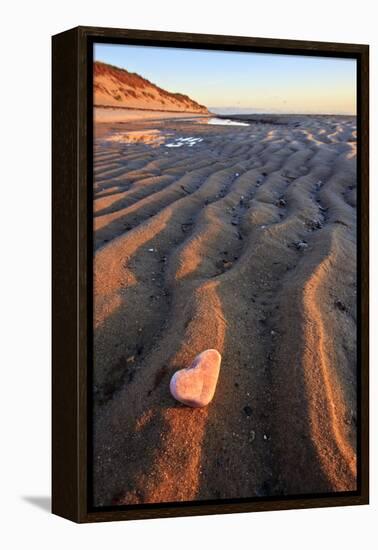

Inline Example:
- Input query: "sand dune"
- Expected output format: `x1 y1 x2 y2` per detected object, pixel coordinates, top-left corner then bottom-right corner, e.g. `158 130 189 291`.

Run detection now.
92 114 357 505
94 61 209 114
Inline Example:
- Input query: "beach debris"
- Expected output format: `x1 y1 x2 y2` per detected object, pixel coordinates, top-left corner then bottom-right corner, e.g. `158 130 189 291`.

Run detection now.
243 405 253 417
249 430 256 442
169 349 222 408
148 248 155 252
231 219 239 226
235 172 240 177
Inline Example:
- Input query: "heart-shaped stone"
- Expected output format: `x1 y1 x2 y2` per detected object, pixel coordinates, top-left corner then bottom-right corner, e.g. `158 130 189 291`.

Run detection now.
169 349 222 408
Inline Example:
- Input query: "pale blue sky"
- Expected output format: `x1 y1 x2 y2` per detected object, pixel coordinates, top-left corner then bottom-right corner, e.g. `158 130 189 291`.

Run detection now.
94 43 356 115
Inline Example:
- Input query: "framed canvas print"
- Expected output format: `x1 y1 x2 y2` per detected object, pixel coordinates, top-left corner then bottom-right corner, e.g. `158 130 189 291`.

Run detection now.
52 26 369 523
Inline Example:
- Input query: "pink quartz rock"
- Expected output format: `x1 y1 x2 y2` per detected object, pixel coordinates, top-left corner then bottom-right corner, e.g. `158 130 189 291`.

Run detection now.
169 349 222 408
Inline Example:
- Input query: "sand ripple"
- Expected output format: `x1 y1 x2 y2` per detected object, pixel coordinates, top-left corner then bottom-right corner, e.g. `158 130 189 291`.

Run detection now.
92 115 357 504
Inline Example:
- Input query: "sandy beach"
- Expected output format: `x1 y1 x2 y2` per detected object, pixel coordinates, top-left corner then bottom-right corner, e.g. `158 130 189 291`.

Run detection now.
92 113 357 506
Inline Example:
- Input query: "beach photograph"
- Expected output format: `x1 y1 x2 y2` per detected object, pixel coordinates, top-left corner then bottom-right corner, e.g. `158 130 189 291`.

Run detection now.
92 43 357 507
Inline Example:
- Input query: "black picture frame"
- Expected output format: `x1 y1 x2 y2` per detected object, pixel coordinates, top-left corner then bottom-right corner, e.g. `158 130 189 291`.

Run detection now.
52 26 369 523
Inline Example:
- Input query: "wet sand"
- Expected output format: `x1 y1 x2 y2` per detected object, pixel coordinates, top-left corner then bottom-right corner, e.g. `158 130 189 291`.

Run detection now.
92 114 357 505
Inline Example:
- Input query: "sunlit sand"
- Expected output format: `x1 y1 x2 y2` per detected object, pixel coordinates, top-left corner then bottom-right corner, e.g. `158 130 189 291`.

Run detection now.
93 113 357 505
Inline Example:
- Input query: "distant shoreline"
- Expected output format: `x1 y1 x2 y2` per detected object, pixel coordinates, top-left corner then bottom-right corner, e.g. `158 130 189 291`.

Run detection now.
215 113 356 126
94 105 212 123
94 105 356 124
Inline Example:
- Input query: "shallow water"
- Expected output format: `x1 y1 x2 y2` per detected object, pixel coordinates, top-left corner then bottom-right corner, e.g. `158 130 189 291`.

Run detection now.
201 117 250 126
165 137 204 148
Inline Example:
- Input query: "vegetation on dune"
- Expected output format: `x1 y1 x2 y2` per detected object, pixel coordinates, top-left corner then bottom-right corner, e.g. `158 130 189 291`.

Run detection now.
94 61 208 112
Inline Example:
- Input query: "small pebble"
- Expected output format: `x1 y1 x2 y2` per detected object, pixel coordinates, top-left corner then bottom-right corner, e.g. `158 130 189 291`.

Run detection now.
222 260 233 270
307 219 323 231
293 240 308 251
335 299 347 312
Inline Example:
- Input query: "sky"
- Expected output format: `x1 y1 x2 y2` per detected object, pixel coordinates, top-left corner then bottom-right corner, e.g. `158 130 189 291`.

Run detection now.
94 43 356 115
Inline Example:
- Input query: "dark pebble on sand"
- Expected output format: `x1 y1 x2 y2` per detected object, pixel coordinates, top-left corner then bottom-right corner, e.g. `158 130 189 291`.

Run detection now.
276 198 287 207
335 299 347 312
307 219 323 231
181 222 193 232
293 240 308 251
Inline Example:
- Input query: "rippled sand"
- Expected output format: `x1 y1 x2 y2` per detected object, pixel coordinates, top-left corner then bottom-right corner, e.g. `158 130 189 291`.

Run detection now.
92 115 357 505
